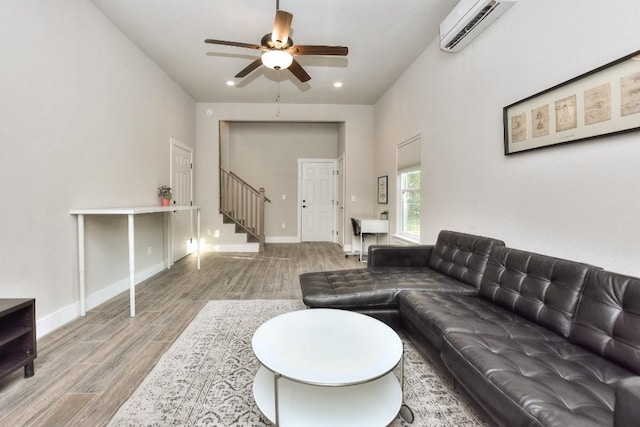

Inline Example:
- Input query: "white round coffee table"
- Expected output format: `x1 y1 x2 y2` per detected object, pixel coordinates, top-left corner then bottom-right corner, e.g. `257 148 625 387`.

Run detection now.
252 308 404 426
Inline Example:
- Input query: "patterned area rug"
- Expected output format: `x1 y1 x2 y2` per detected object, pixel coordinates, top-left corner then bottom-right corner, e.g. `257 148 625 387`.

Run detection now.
108 300 488 426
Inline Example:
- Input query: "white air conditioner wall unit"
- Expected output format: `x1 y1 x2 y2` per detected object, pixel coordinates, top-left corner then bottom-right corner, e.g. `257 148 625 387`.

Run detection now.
440 0 517 52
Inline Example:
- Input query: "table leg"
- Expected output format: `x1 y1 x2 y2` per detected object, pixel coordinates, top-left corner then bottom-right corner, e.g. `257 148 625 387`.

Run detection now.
274 372 281 427
196 208 201 270
398 344 414 422
127 214 136 317
401 346 405 393
77 214 86 317
24 361 35 378
166 211 172 269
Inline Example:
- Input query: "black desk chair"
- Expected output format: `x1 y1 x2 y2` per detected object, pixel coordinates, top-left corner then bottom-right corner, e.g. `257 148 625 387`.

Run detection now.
349 218 374 262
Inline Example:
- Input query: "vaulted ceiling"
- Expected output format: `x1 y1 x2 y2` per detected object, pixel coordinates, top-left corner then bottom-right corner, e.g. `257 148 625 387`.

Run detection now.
89 0 457 104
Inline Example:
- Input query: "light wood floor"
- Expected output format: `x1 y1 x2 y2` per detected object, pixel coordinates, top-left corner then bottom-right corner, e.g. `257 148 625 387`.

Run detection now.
0 243 362 427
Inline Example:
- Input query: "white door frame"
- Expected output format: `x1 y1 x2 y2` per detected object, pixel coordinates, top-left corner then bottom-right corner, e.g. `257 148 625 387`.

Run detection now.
336 154 345 248
169 137 194 263
297 158 337 243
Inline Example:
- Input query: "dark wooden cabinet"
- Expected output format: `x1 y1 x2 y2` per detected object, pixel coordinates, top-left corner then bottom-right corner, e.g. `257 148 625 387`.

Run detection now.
0 299 36 380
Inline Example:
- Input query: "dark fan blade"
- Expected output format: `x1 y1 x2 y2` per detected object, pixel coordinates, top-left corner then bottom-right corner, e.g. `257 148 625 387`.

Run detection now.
288 59 311 82
235 58 263 78
205 39 263 51
288 45 348 56
272 10 293 47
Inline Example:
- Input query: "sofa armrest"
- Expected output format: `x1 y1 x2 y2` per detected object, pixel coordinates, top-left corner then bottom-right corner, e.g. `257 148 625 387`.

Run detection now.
615 377 640 427
367 245 434 268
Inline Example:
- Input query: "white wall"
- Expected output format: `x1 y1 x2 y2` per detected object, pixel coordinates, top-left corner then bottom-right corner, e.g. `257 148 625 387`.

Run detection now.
1 0 195 335
229 122 339 239
195 103 373 251
374 0 640 275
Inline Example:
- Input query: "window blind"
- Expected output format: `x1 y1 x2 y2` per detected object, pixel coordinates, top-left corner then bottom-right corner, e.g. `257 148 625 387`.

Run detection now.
397 136 421 173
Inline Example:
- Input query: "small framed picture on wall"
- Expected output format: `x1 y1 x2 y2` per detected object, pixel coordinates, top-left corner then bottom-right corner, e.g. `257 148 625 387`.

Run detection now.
378 175 388 204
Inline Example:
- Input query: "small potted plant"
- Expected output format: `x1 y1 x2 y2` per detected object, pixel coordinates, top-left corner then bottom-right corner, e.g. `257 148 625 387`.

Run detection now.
158 185 172 206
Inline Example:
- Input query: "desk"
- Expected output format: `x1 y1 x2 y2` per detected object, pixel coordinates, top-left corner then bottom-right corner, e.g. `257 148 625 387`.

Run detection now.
70 206 200 317
353 218 389 262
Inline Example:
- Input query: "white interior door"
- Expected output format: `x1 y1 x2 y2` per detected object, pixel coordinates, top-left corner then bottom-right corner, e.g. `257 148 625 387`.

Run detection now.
300 160 335 242
170 138 193 263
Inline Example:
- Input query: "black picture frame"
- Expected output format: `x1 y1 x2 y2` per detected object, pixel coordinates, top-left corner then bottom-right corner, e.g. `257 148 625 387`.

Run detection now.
504 49 640 155
377 175 388 204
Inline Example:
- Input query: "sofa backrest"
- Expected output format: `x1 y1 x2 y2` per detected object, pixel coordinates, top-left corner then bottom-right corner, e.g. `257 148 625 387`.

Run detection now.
570 269 640 375
428 230 505 288
478 246 592 338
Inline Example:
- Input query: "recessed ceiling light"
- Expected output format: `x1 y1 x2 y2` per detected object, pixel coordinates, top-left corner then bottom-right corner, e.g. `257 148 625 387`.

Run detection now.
226 80 235 86
333 82 343 88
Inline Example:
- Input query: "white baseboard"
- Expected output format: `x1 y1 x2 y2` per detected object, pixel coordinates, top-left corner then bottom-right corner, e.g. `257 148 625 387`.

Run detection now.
203 243 260 252
36 262 165 338
36 304 79 339
265 236 300 243
86 262 165 311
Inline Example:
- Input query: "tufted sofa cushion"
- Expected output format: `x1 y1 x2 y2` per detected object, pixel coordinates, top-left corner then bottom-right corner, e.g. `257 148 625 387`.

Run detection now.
441 332 635 427
300 267 476 309
615 377 640 426
478 246 593 338
367 245 434 268
570 269 640 375
427 230 505 288
399 291 565 350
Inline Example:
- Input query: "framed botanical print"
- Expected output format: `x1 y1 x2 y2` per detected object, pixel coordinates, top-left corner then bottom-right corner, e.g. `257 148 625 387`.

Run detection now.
504 49 640 155
378 175 388 204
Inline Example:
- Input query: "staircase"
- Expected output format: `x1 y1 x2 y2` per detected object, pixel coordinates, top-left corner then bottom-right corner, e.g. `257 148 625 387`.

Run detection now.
220 168 270 251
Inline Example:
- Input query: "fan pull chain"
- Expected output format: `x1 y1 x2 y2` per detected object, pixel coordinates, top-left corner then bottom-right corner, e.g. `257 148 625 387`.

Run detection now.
276 70 281 117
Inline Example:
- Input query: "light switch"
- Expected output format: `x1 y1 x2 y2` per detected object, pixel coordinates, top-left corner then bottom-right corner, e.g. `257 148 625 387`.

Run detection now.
282 194 286 200
351 195 356 202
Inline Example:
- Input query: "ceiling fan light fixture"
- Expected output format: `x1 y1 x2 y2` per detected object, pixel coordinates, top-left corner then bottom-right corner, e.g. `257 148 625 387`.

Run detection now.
261 50 293 70
271 33 289 48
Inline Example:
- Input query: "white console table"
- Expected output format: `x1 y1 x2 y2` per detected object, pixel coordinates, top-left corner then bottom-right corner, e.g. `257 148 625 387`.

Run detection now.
69 205 200 317
353 218 389 262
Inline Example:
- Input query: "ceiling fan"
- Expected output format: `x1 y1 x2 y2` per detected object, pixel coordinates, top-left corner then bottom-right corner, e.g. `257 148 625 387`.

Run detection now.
204 2 348 83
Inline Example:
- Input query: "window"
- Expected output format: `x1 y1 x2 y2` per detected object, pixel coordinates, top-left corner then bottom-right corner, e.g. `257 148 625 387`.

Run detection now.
397 136 421 240
400 170 420 238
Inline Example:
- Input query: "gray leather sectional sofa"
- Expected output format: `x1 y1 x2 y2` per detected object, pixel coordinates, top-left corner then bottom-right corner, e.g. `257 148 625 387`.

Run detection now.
299 230 640 426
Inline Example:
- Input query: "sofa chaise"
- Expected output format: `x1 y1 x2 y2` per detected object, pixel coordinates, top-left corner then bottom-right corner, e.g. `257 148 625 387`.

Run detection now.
299 230 640 427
